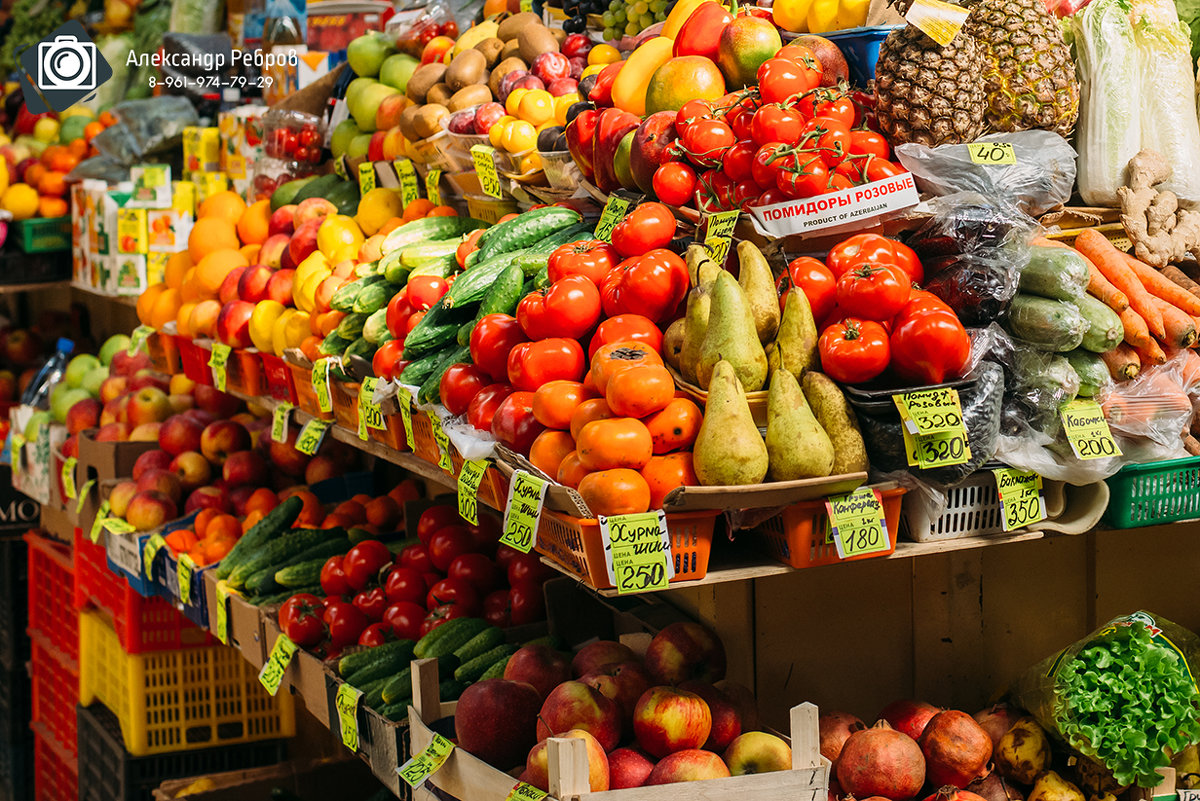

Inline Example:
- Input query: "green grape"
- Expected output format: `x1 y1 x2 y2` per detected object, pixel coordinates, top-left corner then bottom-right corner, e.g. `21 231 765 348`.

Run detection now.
603 11 615 24
603 25 617 38
632 1 648 13
639 12 655 26
614 8 627 21
625 20 640 33
649 0 667 11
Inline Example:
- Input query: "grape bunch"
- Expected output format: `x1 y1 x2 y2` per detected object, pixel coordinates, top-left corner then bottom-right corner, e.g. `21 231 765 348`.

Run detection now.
600 0 672 38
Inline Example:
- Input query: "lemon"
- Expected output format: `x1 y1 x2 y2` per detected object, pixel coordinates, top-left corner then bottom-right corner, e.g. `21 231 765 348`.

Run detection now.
355 187 403 236
1 184 39 221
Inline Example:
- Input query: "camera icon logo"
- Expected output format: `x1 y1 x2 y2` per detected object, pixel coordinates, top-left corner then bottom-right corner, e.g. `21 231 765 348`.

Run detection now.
18 20 113 113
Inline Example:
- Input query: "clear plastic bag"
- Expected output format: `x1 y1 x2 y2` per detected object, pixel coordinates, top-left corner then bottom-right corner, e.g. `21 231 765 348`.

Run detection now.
894 132 1077 216
904 192 1036 266
101 96 200 163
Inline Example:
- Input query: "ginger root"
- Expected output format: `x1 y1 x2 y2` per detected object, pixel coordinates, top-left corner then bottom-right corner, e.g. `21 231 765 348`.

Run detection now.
1119 149 1200 267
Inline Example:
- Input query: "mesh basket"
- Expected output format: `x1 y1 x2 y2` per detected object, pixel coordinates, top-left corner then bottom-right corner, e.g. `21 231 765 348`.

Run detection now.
32 723 77 801
899 471 1006 542
25 531 77 663
755 486 906 568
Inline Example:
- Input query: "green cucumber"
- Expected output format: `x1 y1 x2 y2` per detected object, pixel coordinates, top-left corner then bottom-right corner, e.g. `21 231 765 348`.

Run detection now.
407 256 457 281
378 700 408 721
534 266 550 291
341 639 417 683
336 312 369 340
454 643 518 683
254 585 322 606
476 207 583 262
331 275 384 312
511 221 593 276
398 352 443 388
355 261 380 278
381 217 488 255
456 320 476 347
403 302 470 360
439 678 467 703
1075 293 1124 353
418 345 471 405
381 668 412 705
359 677 389 710
320 331 352 356
243 565 283 597
278 537 351 570
381 250 407 284
414 617 490 659
352 282 397 314
363 308 389 345
217 496 303 579
401 240 460 268
480 263 525 317
274 558 328 588
441 250 531 310
480 654 512 680
453 627 504 662
227 529 342 590
343 337 376 364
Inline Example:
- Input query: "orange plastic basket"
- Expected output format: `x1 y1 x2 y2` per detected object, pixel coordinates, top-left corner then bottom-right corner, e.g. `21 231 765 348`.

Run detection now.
331 381 360 433
229 349 265 398
536 509 719 590
755 485 906 569
411 410 446 466
145 332 181 375
261 353 298 403
370 412 411 452
287 361 333 421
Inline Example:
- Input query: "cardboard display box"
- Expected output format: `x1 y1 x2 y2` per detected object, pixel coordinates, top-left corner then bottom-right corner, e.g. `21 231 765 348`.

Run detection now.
152 757 379 801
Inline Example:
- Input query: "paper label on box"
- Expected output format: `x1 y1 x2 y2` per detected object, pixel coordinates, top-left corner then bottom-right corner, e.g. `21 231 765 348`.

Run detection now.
144 532 167 577
210 343 232 392
703 210 739 265
295 418 331 455
117 208 149 254
967 142 1017 165
429 416 452 471
102 516 135 534
507 782 548 801
259 633 297 696
395 159 419 207
272 402 294 443
61 457 77 501
177 554 196 603
749 174 919 237
1061 399 1121 460
89 499 109 543
215 583 231 644
358 378 384 442
398 733 455 788
904 0 969 46
471 145 503 199
501 471 547 553
77 479 95 514
594 196 630 242
458 459 488 526
313 358 332 413
993 467 1045 531
127 165 173 207
397 388 415 449
826 487 889 559
336 683 363 751
600 510 673 594
426 169 443 206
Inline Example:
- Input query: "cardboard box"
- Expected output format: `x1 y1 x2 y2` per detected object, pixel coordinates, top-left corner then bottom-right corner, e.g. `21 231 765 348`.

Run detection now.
76 427 158 485
203 571 268 670
153 758 378 801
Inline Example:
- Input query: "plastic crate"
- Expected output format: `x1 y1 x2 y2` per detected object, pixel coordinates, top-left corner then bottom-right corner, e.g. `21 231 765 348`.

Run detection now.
76 702 287 801
287 360 334 420
24 531 77 664
535 509 718 590
32 724 77 801
177 338 215 386
229 349 266 398
1104 455 1200 528
411 410 449 467
540 150 582 191
30 636 77 758
822 26 899 86
370 411 411 452
1044 222 1132 253
901 471 1006 542
74 529 213 653
144 332 181 376
755 485 905 569
261 352 298 403
466 194 520 223
78 610 295 757
0 536 28 672
331 380 360 434
15 216 72 253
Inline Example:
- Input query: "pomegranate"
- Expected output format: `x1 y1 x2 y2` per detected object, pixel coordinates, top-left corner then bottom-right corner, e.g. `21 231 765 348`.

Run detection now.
821 711 867 763
969 773 1025 801
836 721 926 801
919 710 993 789
829 777 844 801
973 704 1021 749
879 699 942 741
923 788 990 801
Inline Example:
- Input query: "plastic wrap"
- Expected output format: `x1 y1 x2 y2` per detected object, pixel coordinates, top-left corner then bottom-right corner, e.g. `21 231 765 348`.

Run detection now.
894 131 1077 215
904 192 1036 267
923 254 1021 326
1101 352 1194 448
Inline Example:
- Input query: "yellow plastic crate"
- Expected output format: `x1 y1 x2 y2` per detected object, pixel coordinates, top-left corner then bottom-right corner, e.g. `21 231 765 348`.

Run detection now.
77 610 294 756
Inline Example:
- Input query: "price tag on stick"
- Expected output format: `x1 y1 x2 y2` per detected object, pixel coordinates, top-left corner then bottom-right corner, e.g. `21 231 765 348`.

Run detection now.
76 479 95 515
90 500 111 543
426 169 443 206
826 487 890 559
358 162 376 194
215 583 231 645
601 510 674 594
398 733 455 788
397 388 415 449
143 532 166 577
177 554 195 603
259 633 297 696
271 402 294 443
295 418 331 456
1061 399 1122 460
458 459 489 525
703 210 740 265
129 325 154 355
501 470 548 553
62 456 77 501
429 416 453 471
395 159 419 207
594 195 631 242
209 342 231 392
312 358 333 413
993 468 1046 531
336 684 364 752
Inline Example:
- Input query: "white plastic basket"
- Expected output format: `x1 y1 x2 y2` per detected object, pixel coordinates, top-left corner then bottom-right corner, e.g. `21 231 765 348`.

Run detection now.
900 470 1006 542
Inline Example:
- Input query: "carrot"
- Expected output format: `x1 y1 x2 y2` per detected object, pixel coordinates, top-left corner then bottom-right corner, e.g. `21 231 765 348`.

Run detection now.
1151 297 1199 348
1031 236 1071 249
1135 338 1167 366
1167 346 1200 389
1120 252 1200 315
1120 307 1153 350
1101 344 1140 380
1075 229 1165 339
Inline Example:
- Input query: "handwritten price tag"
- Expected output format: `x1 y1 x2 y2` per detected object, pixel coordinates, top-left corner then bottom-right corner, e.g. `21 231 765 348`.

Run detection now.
826 487 890 559
358 162 376 194
429 415 453 471
397 388 415 449
1061 399 1121 460
11 433 23 479
358 378 384 441
272 402 294 443
993 467 1045 531
295 418 331 456
129 325 154 355
904 0 968 45
90 499 111 543
143 532 166 578
501 471 547 553
967 142 1017 166
77 479 95 515
102 517 135 534
507 782 548 801
458 459 489 525
312 358 333 413
395 159 419 207
336 683 364 751
62 456 77 501
398 733 455 788
594 196 631 242
703 210 739 265
601 510 673 594
334 158 348 180
209 342 231 392
215 583 231 645
896 388 965 436
471 145 503 199
426 169 443 206
259 633 297 696
177 554 196 603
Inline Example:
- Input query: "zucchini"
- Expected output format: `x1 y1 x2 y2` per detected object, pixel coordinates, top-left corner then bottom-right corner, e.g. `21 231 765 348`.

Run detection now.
381 668 412 705
1006 295 1089 352
217 496 303 578
362 308 389 345
274 558 328 588
381 217 488 255
414 617 490 659
1075 293 1124 353
476 207 583 262
227 529 342 590
320 331 352 356
1019 246 1089 301
441 249 531 309
418 345 471 405
454 643 518 684
336 312 369 340
341 639 417 684
401 240 460 268
352 282 397 315
403 302 470 360
480 654 511 680
398 352 444 388
453 626 504 663
1066 349 1110 396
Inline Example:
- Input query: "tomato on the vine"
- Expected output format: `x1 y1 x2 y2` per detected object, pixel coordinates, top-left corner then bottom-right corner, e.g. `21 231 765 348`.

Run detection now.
681 118 735 168
610 202 676 259
547 239 618 286
279 593 325 646
796 89 857 126
818 318 891 384
836 264 912 322
756 57 821 105
353 587 388 621
849 129 891 160
652 162 698 207
751 141 788 189
426 578 481 615
421 603 470 635
865 157 904 182
384 565 428 605
358 622 391 647
779 256 838 322
448 553 500 595
723 140 757 184
750 104 802 147
509 580 546 625
675 99 716 136
777 155 830 198
802 118 851 166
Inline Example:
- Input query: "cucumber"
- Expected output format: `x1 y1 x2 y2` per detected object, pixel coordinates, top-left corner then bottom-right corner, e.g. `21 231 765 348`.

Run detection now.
331 275 384 312
243 565 282 597
274 558 328 588
456 320 475 347
344 337 377 364
439 678 467 703
511 221 593 276
380 250 406 284
403 303 470 360
359 677 390 710
254 585 322 606
418 345 471 405
381 668 412 705
401 240 460 268
362 308 389 345
277 537 351 571
352 282 397 315
534 266 550 291
320 331 352 356
476 207 583 262
1006 295 1089 352
1019 246 1089 301
217 496 303 579
480 654 512 679
1075 293 1124 353
355 260 380 278
227 529 342 590
407 256 457 281
454 643 518 683
341 639 417 683
480 263 525 317
1066 349 1110 396
453 626 504 662
398 352 444 388
414 617 490 659
441 249 531 309
378 700 409 721
336 312 369 340
381 217 488 255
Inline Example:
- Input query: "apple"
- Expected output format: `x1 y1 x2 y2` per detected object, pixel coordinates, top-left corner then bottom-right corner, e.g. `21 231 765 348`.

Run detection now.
167 373 198 396
97 333 131 366
136 468 183 505
99 375 127 403
455 679 542 770
158 415 204 456
218 266 247 305
169 451 213 492
129 369 169 393
65 398 102 434
223 449 269 487
644 621 726 685
531 52 571 83
126 490 178 531
237 265 274 303
304 454 343 485
525 729 609 792
581 661 652 724
230 485 258 515
572 640 636 677
267 432 310 476
62 434 79 459
503 644 571 700
216 301 255 349
536 681 621 752
879 700 941 741
380 128 406 162
64 353 101 388
81 366 108 397
110 348 151 378
723 731 792 776
294 198 337 227
127 387 172 427
288 219 322 266
194 384 242 418
633 686 711 758
201 421 251 465
715 680 760 735
609 747 655 789
4 329 42 364
108 480 139 518
260 234 291 268
167 394 194 414
129 422 163 442
132 449 173 480
100 396 124 426
269 206 297 237
679 681 741 752
184 485 233 514
94 422 129 441
182 409 216 428
644 749 730 785
631 111 681 196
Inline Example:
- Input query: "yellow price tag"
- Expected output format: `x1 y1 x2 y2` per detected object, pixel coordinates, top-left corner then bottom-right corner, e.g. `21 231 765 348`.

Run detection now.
129 325 154 355
429 416 453 471
457 459 488 525
967 141 1017 166
826 487 890 559
519 0 532 10
102 517 135 534
10 433 23 479
904 0 969 46
397 388 415 449
471 145 503 199
312 358 332 413
426 169 443 207
336 683 364 751
209 342 232 392
295 418 331 456
177 553 195 603
272 402 294 443
602 510 672 594
594 196 631 242
896 387 966 437
334 158 348 180
358 162 376 194
398 733 455 788
358 378 384 442
90 500 111 543
703 210 739 265
62 456 77 501
215 583 230 645
1060 399 1122 460
76 478 95 515
258 633 297 696
395 159 420 207
901 425 972 469
144 532 166 577
507 782 548 801
500 470 547 553
993 467 1046 531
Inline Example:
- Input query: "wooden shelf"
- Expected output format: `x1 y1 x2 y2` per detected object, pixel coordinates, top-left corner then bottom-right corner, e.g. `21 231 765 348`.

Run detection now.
70 282 138 307
0 280 69 294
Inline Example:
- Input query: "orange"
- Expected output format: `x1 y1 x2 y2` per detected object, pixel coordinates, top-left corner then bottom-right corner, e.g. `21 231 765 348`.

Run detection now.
165 251 191 289
202 536 236 562
22 163 45 188
149 287 182 329
388 479 422 505
427 206 458 216
37 171 66 198
243 487 279 517
68 138 88 159
98 111 117 126
175 302 197 337
241 510 265 533
286 490 324 527
198 190 247 223
401 198 434 221
236 199 271 245
136 282 167 325
194 248 249 296
364 496 402 530
187 216 239 262
165 529 198 553
193 508 221 539
379 217 405 236
332 500 366 524
180 267 204 302
83 121 104 141
43 147 78 173
37 197 68 218
204 514 241 542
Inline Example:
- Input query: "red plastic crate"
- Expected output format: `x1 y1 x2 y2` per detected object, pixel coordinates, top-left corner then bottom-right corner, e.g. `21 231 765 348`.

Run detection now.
73 530 213 653
229 349 265 397
31 635 78 758
32 723 77 801
177 338 215 386
146 331 182 375
25 531 77 664
261 352 298 403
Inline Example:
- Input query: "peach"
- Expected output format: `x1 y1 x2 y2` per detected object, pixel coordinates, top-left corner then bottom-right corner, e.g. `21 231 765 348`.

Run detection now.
188 300 222 340
200 420 250 465
359 235 384 264
218 266 247 305
169 450 212 492
304 454 343 485
108 480 139 518
167 393 194 414
99 375 128 403
216 300 255 348
288 218 322 266
65 398 102 434
237 265 274 303
265 269 295 306
259 233 291 269
127 387 172 427
94 422 129 441
126 490 178 531
268 206 297 237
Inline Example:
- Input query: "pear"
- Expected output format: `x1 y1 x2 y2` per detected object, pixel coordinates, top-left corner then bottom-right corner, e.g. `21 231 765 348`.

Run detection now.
686 243 722 289
679 287 710 385
737 241 780 343
697 272 768 392
1028 772 1085 801
802 372 869 474
769 283 820 379
766 370 834 481
663 318 685 371
692 360 769 486
995 718 1051 786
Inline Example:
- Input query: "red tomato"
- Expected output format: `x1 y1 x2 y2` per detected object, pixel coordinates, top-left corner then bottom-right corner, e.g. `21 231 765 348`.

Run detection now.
426 578 481 615
835 264 912 322
509 580 546 625
750 104 802 147
756 57 821 106
342 540 393 591
751 141 788 189
278 593 325 647
776 155 829 198
600 249 689 325
417 505 460 543
494 544 520 571
517 275 602 340
681 118 735 168
357 622 391 647
470 314 529 382
675 99 715 136
406 275 450 311
468 515 502 550
319 556 351 597
467 383 515 432
802 118 851 167
889 303 970 384
609 202 677 259
891 241 924 285
723 140 757 184
397 542 434 573
483 590 511 628
652 162 697 207
324 600 369 649
385 566 428 605
427 525 478 572
778 257 836 322
372 340 406 381
818 318 891 384
507 552 553 585
849 129 890 160
383 601 427 640
421 603 470 636
353 587 388 621
827 233 904 279
865 158 904 182
406 311 426 333
547 239 618 286
440 364 489 416
385 291 412 340
490 391 547 454
587 314 663 359
506 338 586 391
448 553 500 595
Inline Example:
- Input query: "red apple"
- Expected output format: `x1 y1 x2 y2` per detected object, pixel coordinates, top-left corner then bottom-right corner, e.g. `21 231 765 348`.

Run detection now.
536 681 621 752
200 420 251 465
133 451 172 487
367 131 387 162
158 415 204 456
723 731 792 776
194 384 242 418
94 422 129 441
65 398 102 434
581 661 652 724
455 679 542 770
265 269 296 305
126 490 178 531
218 266 247 305
62 434 79 459
572 640 637 677
223 449 268 486
288 218 322 265
108 480 139 517
644 622 726 685
679 681 741 752
99 375 128 403
167 394 194 414
609 747 655 789
109 349 151 378
260 233 291 268
237 265 274 303
169 450 212 492
4 329 41 364
230 485 258 515
525 729 609 792
136 468 183 505
268 206 297 237
184 485 233 514
182 409 216 428
503 644 571 700
633 686 711 758
128 369 169 392
304 454 343 485
715 680 759 733
129 423 163 442
0 370 16 402
267 431 310 476
216 301 255 349
644 749 730 785
127 387 172 427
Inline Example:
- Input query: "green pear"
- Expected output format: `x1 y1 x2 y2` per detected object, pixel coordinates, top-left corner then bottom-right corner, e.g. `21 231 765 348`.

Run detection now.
685 243 722 290
692 360 768 486
802 372 869 474
766 370 834 481
737 241 780 343
768 283 819 379
663 318 685 371
697 272 768 392
679 287 710 385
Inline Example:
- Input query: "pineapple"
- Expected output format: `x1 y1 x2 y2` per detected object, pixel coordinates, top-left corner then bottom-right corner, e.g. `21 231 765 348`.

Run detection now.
963 0 1080 135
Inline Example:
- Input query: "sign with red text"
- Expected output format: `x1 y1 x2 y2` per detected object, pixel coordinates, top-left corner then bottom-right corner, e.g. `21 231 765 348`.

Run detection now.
748 174 919 238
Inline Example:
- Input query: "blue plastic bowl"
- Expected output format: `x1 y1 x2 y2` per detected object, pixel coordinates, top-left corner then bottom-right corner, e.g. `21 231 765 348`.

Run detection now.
823 25 901 87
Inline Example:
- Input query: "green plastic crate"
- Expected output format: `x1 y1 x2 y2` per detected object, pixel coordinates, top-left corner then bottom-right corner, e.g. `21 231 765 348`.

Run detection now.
16 217 72 253
1104 455 1200 528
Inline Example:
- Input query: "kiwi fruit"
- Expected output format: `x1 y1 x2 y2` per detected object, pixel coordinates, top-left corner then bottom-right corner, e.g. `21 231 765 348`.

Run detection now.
517 26 559 63
497 11 541 41
446 49 487 91
474 38 504 68
500 39 523 62
398 105 423 141
406 63 446 103
449 85 492 112
489 57 527 97
552 28 567 45
413 105 450 139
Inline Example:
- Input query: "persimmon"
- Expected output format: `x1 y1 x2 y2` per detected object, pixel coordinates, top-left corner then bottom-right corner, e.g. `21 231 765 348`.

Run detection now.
569 398 616 441
578 469 651 517
165 529 198 553
557 451 588 488
529 430 575 477
192 508 221 538
641 453 698 509
643 398 703 453
533 380 587 430
589 341 663 394
576 417 653 471
605 363 675 418
332 500 367 524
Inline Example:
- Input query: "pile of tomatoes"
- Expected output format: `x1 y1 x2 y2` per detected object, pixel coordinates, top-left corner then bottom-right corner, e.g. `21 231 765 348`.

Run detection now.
779 233 972 387
651 44 905 212
278 502 552 657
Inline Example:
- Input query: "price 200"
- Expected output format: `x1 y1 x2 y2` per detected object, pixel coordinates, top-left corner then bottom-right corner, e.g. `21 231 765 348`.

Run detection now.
920 433 966 461
618 561 666 590
1074 436 1118 458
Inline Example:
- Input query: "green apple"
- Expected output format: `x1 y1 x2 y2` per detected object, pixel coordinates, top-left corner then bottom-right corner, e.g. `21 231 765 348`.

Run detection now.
347 133 373 160
347 32 397 78
379 53 419 92
23 410 51 442
330 119 361 160
64 353 101 388
81 365 108 397
98 334 131 365
52 387 91 423
345 77 377 109
350 83 400 133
